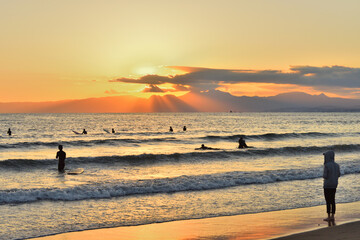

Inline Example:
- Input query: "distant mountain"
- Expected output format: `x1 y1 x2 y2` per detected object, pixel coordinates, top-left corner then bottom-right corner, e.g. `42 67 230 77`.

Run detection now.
181 90 360 112
1 91 360 113
267 92 360 112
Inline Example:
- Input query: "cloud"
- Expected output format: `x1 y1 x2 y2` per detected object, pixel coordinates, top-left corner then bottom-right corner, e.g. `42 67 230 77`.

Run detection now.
172 84 191 91
112 75 172 85
110 65 360 96
142 84 164 93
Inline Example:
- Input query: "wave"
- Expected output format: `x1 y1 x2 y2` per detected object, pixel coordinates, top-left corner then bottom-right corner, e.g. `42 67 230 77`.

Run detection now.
0 137 179 149
0 132 350 150
2 143 360 169
1 161 359 205
201 132 340 141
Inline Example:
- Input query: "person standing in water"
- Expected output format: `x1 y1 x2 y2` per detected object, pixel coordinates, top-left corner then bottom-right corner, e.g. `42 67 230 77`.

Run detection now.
56 145 66 172
169 126 173 132
7 128 11 136
112 128 115 133
183 126 187 131
238 137 248 148
323 150 340 221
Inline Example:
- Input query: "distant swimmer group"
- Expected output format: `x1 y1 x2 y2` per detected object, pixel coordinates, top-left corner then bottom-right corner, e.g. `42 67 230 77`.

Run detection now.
72 126 187 135
169 126 187 132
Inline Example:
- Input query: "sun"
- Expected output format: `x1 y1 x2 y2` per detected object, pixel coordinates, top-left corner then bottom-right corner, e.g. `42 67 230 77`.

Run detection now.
134 66 157 76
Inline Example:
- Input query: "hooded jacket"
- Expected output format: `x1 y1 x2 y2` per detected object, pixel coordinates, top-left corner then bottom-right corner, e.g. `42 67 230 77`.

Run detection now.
323 151 340 188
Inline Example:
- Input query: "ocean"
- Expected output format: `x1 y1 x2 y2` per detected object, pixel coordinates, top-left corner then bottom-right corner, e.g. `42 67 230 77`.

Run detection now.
1 112 359 240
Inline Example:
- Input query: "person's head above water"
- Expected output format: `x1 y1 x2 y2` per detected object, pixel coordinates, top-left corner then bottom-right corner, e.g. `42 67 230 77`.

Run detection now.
201 144 205 147
58 145 63 151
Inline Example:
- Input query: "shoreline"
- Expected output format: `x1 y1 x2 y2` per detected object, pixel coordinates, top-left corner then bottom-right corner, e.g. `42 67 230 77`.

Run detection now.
269 220 360 240
272 221 360 240
29 201 360 240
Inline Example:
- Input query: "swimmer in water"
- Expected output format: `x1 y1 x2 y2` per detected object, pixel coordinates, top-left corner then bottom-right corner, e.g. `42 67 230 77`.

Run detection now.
195 144 219 150
238 137 248 148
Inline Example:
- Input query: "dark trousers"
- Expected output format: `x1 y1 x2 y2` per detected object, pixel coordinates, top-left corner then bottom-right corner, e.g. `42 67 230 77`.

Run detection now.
324 188 336 214
58 160 65 172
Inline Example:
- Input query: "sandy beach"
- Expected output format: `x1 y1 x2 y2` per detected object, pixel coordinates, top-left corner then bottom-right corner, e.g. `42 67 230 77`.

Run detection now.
29 201 360 240
273 221 360 240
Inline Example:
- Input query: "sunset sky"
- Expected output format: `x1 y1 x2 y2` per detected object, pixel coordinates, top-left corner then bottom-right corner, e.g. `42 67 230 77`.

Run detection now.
1 0 360 102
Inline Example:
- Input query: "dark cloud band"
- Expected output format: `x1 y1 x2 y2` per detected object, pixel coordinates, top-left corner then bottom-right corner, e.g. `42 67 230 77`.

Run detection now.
110 65 360 92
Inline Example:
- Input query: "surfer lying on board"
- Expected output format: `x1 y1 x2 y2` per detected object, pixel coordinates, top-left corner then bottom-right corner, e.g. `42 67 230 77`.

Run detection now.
56 145 66 172
195 144 220 150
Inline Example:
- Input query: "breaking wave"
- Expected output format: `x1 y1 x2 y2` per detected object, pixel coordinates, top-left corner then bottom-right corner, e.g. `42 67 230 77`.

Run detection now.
1 161 359 205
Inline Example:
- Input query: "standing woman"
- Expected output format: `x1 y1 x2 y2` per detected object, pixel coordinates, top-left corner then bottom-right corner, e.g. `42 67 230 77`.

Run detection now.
323 151 340 221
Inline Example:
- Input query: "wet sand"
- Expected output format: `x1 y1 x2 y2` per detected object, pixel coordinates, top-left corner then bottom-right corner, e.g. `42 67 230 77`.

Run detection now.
29 201 360 240
273 221 360 240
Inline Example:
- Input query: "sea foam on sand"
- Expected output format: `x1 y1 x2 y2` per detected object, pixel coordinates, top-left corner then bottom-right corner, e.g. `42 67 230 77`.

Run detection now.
29 201 360 240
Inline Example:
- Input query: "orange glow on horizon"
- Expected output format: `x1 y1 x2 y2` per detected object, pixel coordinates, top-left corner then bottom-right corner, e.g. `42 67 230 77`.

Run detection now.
180 91 231 112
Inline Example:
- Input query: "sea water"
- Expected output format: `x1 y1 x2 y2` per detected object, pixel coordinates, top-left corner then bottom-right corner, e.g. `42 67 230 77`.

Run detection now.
0 113 359 240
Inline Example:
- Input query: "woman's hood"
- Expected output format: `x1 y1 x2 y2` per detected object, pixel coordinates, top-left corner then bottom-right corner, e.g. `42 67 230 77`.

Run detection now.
323 150 335 164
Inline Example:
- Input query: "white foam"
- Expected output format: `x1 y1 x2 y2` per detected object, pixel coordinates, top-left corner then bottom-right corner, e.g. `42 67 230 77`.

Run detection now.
1 161 359 205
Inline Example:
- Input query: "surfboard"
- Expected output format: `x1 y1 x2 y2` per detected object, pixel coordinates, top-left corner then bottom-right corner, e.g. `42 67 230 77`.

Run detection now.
66 168 84 175
72 130 81 135
103 128 110 133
